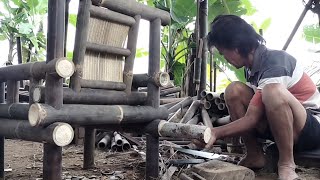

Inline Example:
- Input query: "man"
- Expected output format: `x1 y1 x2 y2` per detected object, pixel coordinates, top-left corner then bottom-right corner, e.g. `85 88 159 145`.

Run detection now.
205 15 320 180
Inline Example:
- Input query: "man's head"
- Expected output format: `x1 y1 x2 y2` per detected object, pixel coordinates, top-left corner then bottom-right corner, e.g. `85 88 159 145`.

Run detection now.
207 15 265 68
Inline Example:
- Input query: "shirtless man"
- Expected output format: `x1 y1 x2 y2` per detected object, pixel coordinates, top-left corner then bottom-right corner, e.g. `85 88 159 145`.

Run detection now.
205 15 320 180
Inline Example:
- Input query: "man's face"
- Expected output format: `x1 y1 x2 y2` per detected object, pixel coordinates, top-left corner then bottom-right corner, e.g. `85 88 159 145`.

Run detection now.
216 47 246 69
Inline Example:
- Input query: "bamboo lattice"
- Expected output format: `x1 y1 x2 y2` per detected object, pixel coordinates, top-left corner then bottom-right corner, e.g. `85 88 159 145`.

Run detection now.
83 17 129 82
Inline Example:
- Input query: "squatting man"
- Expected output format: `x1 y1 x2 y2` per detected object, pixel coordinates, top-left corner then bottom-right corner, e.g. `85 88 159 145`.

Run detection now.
200 15 320 180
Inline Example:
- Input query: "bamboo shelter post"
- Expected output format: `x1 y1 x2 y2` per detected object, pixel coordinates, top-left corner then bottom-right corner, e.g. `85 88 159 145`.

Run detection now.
199 0 208 98
43 0 65 179
146 18 161 180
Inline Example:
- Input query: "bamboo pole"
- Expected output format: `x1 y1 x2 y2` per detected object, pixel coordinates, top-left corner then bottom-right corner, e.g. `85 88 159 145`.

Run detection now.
168 97 193 114
201 106 213 128
123 15 141 94
29 103 169 127
0 120 73 146
85 42 131 56
199 0 208 98
83 127 95 169
160 86 181 96
0 103 29 119
100 0 170 25
97 134 111 149
89 5 135 26
180 100 200 123
80 79 126 90
32 87 147 105
160 98 184 105
43 0 66 178
0 59 74 82
145 18 161 180
158 120 212 143
0 83 4 179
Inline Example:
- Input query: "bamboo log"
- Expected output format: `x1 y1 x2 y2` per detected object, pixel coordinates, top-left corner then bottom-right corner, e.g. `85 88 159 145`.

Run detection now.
89 5 135 26
167 109 182 123
0 59 74 82
201 107 213 128
160 86 181 96
132 72 171 88
206 92 220 101
85 42 131 56
200 90 207 98
203 100 211 109
0 119 73 146
32 87 147 105
122 138 131 150
100 0 170 25
180 100 200 123
214 98 221 106
186 114 200 125
80 79 126 90
111 137 117 151
146 18 161 179
217 103 226 111
160 101 180 109
157 120 212 143
113 132 123 146
97 133 111 149
29 103 169 127
168 97 193 114
0 103 29 119
160 98 184 105
216 115 231 126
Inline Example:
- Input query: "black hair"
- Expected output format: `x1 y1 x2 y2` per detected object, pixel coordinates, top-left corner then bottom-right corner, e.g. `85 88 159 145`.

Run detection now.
207 15 265 58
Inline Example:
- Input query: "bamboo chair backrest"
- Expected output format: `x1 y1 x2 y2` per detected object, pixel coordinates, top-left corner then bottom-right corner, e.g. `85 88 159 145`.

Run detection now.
70 0 139 92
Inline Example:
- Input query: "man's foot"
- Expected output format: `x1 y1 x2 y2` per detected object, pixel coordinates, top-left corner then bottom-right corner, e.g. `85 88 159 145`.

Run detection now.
278 164 299 180
238 153 266 169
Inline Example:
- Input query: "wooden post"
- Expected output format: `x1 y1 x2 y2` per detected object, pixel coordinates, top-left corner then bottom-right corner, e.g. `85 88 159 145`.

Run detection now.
43 0 65 179
83 127 95 169
146 18 161 180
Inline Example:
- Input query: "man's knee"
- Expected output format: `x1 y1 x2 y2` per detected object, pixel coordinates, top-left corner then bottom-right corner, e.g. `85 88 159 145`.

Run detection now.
262 84 289 110
225 81 252 103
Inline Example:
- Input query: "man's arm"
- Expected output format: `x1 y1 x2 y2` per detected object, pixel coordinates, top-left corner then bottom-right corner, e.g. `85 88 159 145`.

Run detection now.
205 94 264 148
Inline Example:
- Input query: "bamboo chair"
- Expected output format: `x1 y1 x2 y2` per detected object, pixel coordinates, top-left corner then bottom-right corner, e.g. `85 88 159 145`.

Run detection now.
67 0 171 177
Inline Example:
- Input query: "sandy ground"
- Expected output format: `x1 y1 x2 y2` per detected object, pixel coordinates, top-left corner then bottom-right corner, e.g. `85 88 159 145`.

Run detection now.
3 139 320 180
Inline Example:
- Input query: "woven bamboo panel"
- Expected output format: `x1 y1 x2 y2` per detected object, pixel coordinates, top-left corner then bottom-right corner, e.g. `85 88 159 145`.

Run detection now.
83 17 129 82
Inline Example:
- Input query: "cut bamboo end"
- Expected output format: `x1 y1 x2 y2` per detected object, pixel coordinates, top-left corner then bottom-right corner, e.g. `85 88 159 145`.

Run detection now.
154 72 170 87
32 87 42 103
203 128 212 143
55 58 75 78
52 123 74 147
28 103 46 127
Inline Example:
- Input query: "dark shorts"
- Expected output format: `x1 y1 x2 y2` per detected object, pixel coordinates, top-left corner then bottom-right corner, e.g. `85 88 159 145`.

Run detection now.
257 109 320 152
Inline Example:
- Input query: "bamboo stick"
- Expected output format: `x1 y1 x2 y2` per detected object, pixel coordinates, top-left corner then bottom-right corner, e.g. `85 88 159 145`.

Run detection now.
29 103 169 127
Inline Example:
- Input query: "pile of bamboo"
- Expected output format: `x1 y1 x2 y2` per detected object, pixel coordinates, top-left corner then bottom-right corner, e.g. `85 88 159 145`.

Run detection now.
95 131 132 151
161 90 231 128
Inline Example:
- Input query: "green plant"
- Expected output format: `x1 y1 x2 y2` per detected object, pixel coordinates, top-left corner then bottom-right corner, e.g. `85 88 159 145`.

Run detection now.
0 0 48 64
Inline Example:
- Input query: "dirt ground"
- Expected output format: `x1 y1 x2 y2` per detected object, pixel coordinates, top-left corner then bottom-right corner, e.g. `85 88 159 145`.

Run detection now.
3 139 320 180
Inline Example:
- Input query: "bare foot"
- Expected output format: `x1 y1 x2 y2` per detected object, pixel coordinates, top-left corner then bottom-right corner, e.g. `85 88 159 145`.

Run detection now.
238 153 266 169
278 164 298 180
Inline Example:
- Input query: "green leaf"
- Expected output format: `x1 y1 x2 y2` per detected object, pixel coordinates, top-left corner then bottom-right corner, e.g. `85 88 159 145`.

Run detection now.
136 48 149 58
260 17 272 30
18 22 33 35
303 24 320 44
170 0 197 24
69 14 77 27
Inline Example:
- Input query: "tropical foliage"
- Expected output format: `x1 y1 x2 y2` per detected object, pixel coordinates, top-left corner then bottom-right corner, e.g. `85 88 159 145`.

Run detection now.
0 0 48 64
138 0 258 86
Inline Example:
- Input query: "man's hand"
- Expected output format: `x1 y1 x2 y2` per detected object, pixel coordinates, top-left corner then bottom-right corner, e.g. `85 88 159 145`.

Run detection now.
205 128 217 150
